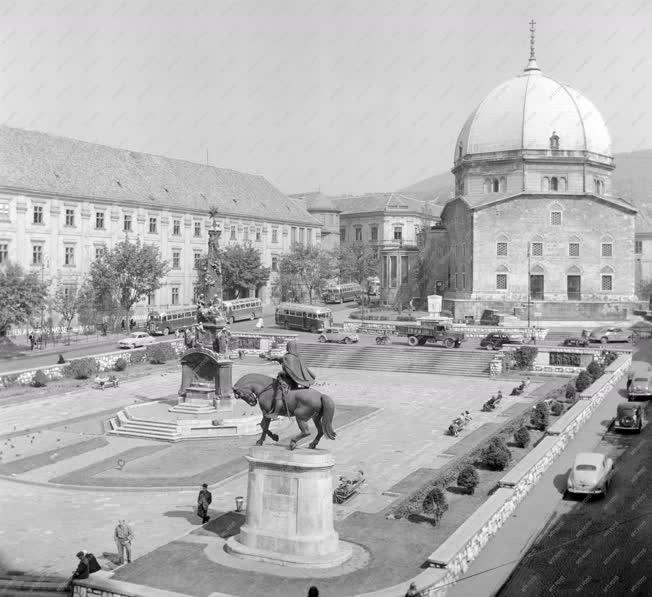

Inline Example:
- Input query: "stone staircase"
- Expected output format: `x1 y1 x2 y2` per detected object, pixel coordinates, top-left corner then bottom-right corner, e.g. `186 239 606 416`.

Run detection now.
108 409 183 442
296 343 494 377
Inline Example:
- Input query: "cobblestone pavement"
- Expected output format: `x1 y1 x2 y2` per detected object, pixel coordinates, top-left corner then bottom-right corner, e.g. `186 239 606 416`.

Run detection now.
0 363 538 577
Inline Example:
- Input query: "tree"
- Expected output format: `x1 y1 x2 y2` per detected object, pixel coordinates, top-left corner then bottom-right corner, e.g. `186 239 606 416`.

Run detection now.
530 401 550 430
196 243 270 300
335 244 379 286
481 437 512 470
50 281 83 330
422 486 448 523
0 262 48 336
457 465 480 495
575 370 593 393
87 238 169 321
279 243 335 304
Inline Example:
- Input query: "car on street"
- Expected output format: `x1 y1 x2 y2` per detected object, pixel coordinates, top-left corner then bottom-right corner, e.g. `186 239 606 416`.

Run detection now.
566 452 614 497
613 402 647 433
317 328 359 344
480 332 524 350
118 331 156 349
562 336 590 347
628 376 652 400
588 326 632 344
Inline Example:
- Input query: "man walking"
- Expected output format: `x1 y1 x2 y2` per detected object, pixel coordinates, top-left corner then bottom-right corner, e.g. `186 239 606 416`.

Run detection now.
197 483 212 524
114 520 134 565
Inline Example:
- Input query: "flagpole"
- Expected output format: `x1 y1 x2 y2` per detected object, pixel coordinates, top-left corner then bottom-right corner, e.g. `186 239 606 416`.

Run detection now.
527 244 531 329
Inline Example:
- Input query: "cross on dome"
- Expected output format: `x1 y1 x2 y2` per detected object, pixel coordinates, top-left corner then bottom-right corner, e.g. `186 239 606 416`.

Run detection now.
524 18 540 72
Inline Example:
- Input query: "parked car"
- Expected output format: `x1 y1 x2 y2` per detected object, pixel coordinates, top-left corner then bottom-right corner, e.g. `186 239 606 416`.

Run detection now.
588 326 632 344
118 331 156 349
613 402 647 433
566 452 614 497
562 337 590 347
317 328 359 345
628 376 652 400
480 332 524 350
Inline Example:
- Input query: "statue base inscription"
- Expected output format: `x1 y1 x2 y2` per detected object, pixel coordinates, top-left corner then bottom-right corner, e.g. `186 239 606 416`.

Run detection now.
226 445 352 568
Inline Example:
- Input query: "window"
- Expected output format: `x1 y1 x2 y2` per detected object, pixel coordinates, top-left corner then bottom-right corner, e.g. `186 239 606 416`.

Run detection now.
601 243 613 257
496 242 508 256
531 242 543 256
194 222 201 237
499 177 506 192
256 229 261 242
492 178 499 193
271 256 278 272
0 243 7 263
550 211 562 226
65 208 75 227
95 212 105 229
64 246 75 266
601 275 612 291
355 228 362 241
0 202 9 221
496 274 507 290
291 227 297 243
123 214 132 232
173 219 181 235
371 226 378 241
550 177 558 191
340 228 346 242
243 227 249 242
147 292 154 306
33 205 43 224
149 217 157 234
393 227 402 241
194 251 202 268
635 240 643 254
230 225 236 240
32 244 43 265
541 177 550 191
95 246 106 260
172 250 181 269
401 255 409 285
271 228 278 243
171 287 179 305
569 243 580 257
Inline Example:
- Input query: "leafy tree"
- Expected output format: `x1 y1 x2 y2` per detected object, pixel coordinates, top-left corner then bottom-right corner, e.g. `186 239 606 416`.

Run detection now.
481 437 512 470
512 346 538 370
334 243 379 286
565 382 578 402
196 243 270 300
530 401 550 430
457 465 480 495
50 281 83 330
513 425 531 448
278 243 335 304
87 238 169 322
422 485 448 522
0 262 48 336
586 360 605 382
575 370 593 393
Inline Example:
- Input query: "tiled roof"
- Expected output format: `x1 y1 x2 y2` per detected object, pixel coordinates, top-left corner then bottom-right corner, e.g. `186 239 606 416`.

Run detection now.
289 192 342 212
0 126 319 225
333 192 443 217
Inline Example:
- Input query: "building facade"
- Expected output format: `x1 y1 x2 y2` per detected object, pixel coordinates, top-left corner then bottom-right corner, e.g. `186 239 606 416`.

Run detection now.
289 192 341 251
0 126 321 324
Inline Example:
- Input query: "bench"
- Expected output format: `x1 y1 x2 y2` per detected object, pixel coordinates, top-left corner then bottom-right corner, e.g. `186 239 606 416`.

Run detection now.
333 476 365 504
93 377 119 390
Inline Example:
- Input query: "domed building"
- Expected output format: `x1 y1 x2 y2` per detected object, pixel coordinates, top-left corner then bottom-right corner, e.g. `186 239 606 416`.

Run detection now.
429 29 638 321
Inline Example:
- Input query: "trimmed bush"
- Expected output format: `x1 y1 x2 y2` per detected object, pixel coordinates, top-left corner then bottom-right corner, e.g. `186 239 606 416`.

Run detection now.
575 370 593 393
57 354 66 364
513 425 531 448
457 465 480 495
422 486 448 522
565 382 577 402
481 437 512 470
512 346 538 370
550 400 564 416
64 357 99 380
32 369 48 387
114 358 128 372
601 350 618 367
586 360 605 382
129 349 147 364
531 401 550 430
146 343 175 364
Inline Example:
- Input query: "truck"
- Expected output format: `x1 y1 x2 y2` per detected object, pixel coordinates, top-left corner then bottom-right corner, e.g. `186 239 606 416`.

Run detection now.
394 321 465 348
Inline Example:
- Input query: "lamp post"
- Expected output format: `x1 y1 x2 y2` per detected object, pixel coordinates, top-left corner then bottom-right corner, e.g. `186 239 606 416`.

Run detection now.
527 244 531 329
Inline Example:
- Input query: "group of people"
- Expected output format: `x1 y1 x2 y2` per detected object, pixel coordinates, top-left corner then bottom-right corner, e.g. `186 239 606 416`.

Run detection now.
27 332 43 351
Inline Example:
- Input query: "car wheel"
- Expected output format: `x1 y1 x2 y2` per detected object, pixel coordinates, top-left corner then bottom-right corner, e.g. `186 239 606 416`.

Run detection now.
162 327 169 336
407 336 419 347
230 316 236 325
250 312 255 320
318 335 327 343
444 338 455 349
343 337 352 344
600 337 608 344
627 336 633 343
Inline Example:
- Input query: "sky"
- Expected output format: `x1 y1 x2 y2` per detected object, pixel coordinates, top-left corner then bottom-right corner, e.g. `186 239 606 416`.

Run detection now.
0 0 650 196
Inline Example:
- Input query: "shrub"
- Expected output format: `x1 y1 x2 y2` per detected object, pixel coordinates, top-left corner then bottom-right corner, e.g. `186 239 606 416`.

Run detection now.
481 437 512 470
513 425 531 448
114 358 128 372
575 370 593 393
531 401 550 430
550 400 564 416
457 465 480 495
512 346 538 370
422 486 448 522
32 369 48 387
565 382 577 402
601 350 618 367
129 349 147 364
57 354 66 364
146 343 175 364
64 357 99 380
586 360 605 382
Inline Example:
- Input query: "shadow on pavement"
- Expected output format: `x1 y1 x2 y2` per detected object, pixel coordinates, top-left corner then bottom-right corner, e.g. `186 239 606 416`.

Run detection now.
552 470 569 495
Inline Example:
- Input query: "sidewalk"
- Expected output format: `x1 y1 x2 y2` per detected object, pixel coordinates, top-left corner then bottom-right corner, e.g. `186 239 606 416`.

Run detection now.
446 370 627 597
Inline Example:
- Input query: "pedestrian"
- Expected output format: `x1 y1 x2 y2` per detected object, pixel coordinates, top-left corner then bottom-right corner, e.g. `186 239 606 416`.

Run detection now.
626 370 634 393
121 319 126 331
174 329 180 338
36 332 43 350
28 332 35 351
307 587 319 597
197 483 212 524
81 550 101 574
70 551 90 580
129 318 136 331
101 322 108 337
255 317 264 330
405 582 421 597
114 520 134 565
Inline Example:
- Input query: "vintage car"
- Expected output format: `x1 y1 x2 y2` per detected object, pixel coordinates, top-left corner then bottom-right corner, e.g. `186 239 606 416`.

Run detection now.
317 328 359 345
562 336 590 347
588 326 632 344
628 376 652 400
613 402 647 433
480 332 524 350
118 331 156 349
566 452 614 497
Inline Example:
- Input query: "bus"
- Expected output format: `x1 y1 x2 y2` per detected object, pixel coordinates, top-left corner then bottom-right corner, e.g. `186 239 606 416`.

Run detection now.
147 308 196 335
366 276 381 296
275 303 333 333
223 298 262 324
322 282 363 304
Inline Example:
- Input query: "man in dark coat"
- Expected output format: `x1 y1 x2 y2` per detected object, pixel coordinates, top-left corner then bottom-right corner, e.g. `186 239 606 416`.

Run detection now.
197 483 212 524
267 341 316 420
71 551 90 580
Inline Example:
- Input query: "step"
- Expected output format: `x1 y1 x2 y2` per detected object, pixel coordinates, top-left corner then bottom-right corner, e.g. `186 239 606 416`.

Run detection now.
110 429 181 442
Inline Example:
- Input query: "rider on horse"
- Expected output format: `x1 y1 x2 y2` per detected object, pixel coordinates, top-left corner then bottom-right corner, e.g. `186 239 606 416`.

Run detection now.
267 341 316 421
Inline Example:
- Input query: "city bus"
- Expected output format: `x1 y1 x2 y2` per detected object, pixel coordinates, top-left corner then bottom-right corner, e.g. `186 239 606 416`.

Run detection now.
223 298 262 324
275 303 333 333
322 282 363 304
147 308 196 335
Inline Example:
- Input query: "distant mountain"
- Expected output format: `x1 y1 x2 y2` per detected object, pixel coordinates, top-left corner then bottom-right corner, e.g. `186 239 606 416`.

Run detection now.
400 170 454 199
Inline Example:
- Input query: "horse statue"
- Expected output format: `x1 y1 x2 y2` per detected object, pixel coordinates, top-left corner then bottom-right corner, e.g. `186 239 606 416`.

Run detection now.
233 373 336 450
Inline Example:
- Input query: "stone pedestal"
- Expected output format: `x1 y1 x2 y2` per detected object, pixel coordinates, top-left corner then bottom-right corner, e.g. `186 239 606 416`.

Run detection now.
226 445 352 568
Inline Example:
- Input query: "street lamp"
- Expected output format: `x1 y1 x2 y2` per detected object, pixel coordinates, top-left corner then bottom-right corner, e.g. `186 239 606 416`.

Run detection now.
526 244 531 329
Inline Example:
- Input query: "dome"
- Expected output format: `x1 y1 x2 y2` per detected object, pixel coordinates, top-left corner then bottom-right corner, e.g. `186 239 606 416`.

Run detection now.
455 67 612 160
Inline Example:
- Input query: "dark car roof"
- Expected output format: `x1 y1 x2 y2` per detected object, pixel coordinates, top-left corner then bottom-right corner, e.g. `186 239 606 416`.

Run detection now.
617 403 639 413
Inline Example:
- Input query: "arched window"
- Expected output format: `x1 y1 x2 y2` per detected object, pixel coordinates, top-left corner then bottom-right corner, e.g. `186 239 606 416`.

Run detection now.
499 177 507 192
541 177 550 191
483 178 491 194
600 265 614 291
568 235 581 257
601 235 613 258
496 264 509 290
530 235 543 256
560 177 567 191
550 177 558 191
492 178 499 193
